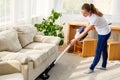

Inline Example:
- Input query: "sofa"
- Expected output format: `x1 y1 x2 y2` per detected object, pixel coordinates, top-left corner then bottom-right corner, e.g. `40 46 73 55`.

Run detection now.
0 60 24 80
0 25 61 80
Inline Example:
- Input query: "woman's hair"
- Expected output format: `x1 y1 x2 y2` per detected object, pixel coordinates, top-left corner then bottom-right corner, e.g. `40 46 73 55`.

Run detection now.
82 3 103 17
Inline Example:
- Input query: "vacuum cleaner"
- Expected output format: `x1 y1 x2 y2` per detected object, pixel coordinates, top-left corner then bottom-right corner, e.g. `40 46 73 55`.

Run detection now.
39 26 87 80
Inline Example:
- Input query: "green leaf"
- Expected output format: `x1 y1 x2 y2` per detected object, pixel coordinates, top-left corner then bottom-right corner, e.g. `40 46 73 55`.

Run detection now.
44 31 49 35
58 33 64 38
59 39 64 46
52 9 55 14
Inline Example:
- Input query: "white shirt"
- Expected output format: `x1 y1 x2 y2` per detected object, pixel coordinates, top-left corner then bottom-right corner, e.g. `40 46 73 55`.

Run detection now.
88 14 111 35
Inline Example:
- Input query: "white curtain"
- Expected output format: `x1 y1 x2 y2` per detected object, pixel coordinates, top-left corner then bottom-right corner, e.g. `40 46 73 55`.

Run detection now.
0 0 52 26
31 0 51 17
0 0 12 26
31 0 54 24
54 0 63 12
1 0 119 27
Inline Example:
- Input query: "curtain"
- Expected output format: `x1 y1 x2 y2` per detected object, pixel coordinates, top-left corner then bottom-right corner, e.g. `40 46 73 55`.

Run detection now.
31 0 51 17
0 0 12 26
54 0 63 12
0 0 52 26
0 0 120 26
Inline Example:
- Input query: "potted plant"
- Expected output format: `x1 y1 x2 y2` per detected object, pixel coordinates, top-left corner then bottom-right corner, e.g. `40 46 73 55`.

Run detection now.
34 10 64 46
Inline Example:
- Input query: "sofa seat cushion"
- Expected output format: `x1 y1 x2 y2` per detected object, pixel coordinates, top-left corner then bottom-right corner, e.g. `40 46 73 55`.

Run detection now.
0 73 24 80
13 25 37 47
18 49 48 68
0 30 22 52
24 42 58 56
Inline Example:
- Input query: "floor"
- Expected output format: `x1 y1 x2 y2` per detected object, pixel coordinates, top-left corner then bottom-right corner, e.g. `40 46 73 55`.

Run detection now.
48 53 120 80
37 44 120 80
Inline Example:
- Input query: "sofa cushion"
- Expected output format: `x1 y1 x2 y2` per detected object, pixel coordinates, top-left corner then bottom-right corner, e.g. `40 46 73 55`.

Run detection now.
18 49 48 68
13 25 37 47
0 51 32 64
0 30 22 52
24 42 58 56
34 35 61 45
0 73 24 80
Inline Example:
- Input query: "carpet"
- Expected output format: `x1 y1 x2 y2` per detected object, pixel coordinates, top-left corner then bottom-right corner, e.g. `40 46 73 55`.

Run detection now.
48 53 120 80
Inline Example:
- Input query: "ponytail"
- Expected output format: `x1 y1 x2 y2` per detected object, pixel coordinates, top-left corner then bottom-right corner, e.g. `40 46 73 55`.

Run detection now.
90 4 103 17
82 3 103 17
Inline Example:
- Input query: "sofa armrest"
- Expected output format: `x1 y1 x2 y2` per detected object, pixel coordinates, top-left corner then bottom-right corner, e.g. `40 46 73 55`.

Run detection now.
34 35 61 45
1 53 32 64
0 60 21 75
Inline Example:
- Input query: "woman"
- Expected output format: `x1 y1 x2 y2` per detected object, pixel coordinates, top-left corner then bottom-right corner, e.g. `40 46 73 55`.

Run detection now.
71 3 111 74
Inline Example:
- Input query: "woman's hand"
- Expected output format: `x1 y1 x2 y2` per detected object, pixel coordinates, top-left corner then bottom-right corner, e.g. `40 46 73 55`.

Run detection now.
70 25 93 46
70 38 77 46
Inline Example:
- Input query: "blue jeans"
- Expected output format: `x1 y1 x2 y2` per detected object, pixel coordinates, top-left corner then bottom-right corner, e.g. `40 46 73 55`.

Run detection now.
90 32 111 70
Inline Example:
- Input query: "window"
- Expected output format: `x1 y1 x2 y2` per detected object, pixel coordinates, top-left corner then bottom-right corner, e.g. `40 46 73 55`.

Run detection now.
0 0 11 25
93 0 113 15
61 0 89 14
57 0 113 15
0 0 51 26
31 0 37 17
31 0 51 17
16 0 25 19
0 0 27 26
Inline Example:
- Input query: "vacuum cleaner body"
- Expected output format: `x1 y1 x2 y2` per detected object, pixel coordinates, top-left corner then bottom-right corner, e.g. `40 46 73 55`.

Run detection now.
75 26 88 41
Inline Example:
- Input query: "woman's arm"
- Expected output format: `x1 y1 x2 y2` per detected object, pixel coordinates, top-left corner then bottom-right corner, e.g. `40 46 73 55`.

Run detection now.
70 25 94 45
75 25 94 40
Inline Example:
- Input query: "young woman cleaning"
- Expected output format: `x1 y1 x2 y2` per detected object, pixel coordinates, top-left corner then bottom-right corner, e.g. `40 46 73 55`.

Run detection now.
71 3 111 74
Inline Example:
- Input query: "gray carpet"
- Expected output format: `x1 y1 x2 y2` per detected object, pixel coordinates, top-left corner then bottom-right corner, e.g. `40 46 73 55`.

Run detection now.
48 53 120 80
36 52 120 80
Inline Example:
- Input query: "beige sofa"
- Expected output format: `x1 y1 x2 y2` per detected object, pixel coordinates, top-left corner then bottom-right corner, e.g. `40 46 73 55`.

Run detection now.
0 25 61 80
0 60 24 80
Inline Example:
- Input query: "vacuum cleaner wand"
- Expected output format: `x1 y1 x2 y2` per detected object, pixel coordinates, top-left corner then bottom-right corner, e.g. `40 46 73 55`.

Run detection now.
54 43 72 64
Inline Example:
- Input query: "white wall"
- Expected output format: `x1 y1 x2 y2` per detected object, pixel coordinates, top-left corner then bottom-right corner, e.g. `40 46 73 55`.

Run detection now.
111 0 120 23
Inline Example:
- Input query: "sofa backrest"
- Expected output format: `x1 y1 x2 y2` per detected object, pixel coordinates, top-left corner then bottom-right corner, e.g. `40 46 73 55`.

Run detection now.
0 24 37 49
13 25 37 47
